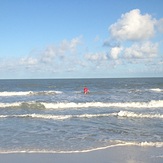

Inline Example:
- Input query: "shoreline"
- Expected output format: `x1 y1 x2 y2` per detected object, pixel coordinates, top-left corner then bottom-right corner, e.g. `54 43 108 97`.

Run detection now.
0 146 162 163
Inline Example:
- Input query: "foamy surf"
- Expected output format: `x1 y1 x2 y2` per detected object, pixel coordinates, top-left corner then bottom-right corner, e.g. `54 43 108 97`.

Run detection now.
0 141 162 154
42 100 163 109
0 100 163 109
0 111 162 120
0 91 62 96
150 88 163 92
117 111 163 119
0 91 32 96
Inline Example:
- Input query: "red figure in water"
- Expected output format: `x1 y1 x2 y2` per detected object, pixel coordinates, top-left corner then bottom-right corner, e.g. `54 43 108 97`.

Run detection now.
84 86 89 94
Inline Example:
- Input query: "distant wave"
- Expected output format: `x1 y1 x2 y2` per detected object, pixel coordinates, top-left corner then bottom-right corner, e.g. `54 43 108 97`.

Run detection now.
0 114 72 120
0 88 162 96
0 100 163 109
0 91 62 96
0 91 32 96
0 111 162 120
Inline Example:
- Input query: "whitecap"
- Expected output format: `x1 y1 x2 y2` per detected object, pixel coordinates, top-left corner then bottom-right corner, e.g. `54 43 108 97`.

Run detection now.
150 88 163 92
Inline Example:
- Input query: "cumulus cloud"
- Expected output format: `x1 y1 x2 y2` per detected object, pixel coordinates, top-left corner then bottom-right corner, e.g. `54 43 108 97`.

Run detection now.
124 41 158 59
110 46 123 59
41 36 82 63
109 9 156 41
40 46 58 63
1 36 83 75
106 9 162 65
20 57 38 66
103 38 120 48
156 18 163 33
0 36 87 79
85 52 108 62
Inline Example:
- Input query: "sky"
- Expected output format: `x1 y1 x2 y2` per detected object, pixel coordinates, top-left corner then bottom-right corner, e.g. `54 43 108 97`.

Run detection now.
0 0 163 79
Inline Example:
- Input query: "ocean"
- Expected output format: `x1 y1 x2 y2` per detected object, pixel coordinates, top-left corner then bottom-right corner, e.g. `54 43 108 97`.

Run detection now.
0 78 163 153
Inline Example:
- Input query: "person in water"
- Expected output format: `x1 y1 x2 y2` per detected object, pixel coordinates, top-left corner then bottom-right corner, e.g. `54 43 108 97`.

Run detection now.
84 86 89 94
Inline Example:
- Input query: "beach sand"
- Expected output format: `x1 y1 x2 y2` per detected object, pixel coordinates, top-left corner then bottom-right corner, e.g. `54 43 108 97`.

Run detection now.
0 146 162 163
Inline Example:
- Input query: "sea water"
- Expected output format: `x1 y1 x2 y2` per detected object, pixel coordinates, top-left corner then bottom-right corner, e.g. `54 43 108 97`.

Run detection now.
0 78 163 153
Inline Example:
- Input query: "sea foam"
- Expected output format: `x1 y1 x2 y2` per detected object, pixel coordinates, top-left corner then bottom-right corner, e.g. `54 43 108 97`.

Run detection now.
0 111 162 120
0 141 162 154
41 100 163 109
0 100 163 109
0 91 62 96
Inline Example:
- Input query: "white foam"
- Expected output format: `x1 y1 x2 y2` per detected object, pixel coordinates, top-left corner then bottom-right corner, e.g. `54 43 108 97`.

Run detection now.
117 111 163 119
150 88 163 92
1 111 162 120
0 102 21 107
0 113 113 120
112 140 163 148
3 113 72 119
34 91 62 95
0 100 163 109
0 141 162 154
28 114 72 120
41 100 163 109
0 91 62 96
153 155 163 158
0 91 32 96
139 141 163 147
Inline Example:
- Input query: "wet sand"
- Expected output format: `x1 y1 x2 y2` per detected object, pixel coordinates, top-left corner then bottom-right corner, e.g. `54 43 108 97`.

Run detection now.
0 146 163 163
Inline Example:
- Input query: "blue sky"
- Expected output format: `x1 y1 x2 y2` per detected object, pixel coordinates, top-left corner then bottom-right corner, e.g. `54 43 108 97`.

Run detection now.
0 0 163 79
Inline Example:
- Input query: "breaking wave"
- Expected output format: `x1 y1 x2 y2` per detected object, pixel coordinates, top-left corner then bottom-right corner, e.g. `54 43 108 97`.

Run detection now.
0 111 162 120
150 88 163 92
0 100 163 109
41 100 163 109
117 111 163 118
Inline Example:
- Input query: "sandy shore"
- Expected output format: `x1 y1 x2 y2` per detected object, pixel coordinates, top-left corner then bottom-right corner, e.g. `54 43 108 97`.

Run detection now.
0 146 163 163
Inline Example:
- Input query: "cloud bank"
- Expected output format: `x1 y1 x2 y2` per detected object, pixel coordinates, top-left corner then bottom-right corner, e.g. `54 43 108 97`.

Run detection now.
0 36 84 78
82 9 163 76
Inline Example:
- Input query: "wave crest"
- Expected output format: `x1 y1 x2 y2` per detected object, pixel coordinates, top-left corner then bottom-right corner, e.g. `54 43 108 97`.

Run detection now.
0 111 162 120
0 100 163 109
150 88 163 92
41 100 163 109
117 111 163 119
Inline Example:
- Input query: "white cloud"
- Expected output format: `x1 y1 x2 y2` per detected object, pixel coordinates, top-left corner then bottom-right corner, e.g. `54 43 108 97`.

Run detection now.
156 18 163 33
2 36 83 75
109 9 156 41
110 46 123 59
59 37 81 53
20 57 38 65
124 41 158 59
41 36 82 63
40 46 57 63
0 36 86 79
85 52 108 62
106 9 161 67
